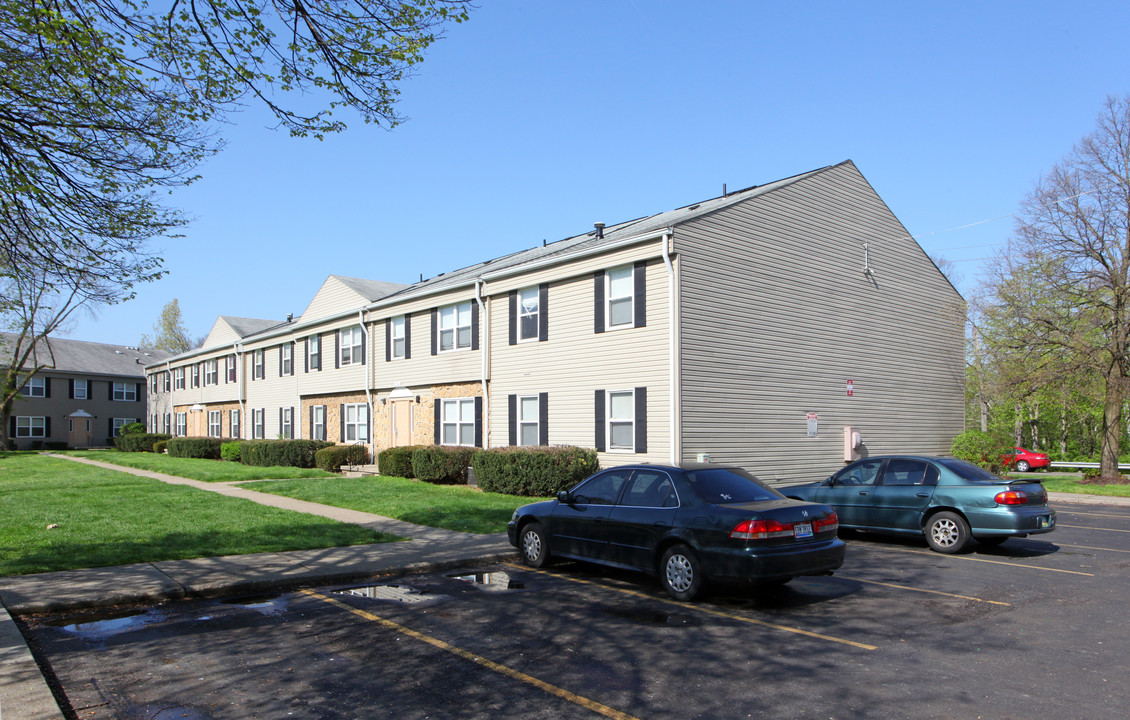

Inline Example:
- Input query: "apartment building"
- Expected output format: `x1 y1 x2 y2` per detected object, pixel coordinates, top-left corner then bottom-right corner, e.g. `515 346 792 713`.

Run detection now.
2 333 171 450
147 161 965 484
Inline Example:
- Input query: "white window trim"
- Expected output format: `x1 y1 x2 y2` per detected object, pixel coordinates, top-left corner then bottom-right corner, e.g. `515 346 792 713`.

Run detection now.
20 376 46 398
74 381 88 400
281 344 293 376
517 287 539 343
441 397 476 447
175 412 187 437
343 403 369 443
605 265 634 330
230 409 241 439
15 416 46 438
208 410 222 438
607 389 635 452
308 335 321 370
438 301 473 353
252 349 264 379
226 355 237 383
174 368 185 390
518 394 539 446
205 359 218 386
391 316 406 359
281 407 293 439
112 418 138 437
312 405 326 442
340 326 364 366
252 408 265 439
113 382 137 401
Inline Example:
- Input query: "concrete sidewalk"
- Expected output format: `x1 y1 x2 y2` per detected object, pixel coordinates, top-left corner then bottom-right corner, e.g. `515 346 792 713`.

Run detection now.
0 455 518 720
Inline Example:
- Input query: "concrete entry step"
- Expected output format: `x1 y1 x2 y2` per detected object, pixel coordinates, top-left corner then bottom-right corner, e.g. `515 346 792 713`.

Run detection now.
341 464 381 477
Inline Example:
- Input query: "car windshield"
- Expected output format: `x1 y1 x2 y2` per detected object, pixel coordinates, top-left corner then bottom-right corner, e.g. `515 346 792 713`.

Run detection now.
936 458 1007 483
683 468 783 504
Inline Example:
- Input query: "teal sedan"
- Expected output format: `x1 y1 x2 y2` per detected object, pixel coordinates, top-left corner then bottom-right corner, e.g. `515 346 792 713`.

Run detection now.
782 456 1055 553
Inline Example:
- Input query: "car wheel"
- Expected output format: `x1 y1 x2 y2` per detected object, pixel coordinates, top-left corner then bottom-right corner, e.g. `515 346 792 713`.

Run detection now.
519 522 550 568
977 536 1008 546
659 544 704 601
925 511 971 553
1016 460 1030 472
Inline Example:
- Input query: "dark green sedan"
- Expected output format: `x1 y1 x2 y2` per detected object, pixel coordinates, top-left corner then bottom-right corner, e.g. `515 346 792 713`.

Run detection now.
782 456 1056 553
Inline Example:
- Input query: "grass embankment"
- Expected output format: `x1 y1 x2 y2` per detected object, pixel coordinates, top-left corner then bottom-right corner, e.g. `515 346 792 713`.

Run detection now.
0 452 396 576
241 475 548 534
64 449 335 482
1033 471 1130 497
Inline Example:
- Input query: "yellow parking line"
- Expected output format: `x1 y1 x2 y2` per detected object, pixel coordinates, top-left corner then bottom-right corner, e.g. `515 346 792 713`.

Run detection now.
836 576 1011 606
1059 523 1130 533
504 563 877 651
1058 510 1130 519
848 544 1095 576
301 589 643 720
1057 542 1130 554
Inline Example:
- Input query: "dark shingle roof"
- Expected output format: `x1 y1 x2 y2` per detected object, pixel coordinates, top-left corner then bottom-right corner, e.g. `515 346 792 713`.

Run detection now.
0 333 173 378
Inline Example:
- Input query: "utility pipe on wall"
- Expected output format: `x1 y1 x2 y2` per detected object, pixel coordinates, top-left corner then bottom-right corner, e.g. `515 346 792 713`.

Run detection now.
234 343 245 439
661 229 679 465
359 310 374 462
475 279 489 449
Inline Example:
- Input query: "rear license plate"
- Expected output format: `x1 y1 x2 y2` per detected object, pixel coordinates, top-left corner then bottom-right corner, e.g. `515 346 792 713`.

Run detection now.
794 522 813 538
1039 515 1053 528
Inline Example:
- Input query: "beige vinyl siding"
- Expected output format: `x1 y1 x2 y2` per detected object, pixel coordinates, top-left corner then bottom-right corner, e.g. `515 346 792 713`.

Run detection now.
488 258 671 466
243 343 300 439
297 322 370 397
676 162 965 485
201 318 240 349
371 292 484 391
298 276 370 322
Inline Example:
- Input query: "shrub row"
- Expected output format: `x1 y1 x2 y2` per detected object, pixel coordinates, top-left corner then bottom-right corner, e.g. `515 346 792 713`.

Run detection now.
166 437 236 459
239 439 334 468
315 444 371 472
115 433 171 453
473 446 599 496
377 445 421 478
413 446 476 484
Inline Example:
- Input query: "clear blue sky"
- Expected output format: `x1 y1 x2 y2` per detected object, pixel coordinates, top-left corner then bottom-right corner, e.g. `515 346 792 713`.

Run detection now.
61 0 1130 346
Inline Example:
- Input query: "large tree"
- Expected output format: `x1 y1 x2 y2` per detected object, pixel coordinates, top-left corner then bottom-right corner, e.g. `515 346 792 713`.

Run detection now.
981 94 1130 478
139 298 193 354
1 0 470 304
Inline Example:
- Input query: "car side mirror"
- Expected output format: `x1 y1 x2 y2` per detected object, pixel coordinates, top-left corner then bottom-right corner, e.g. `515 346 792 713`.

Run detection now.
557 490 571 504
824 477 836 487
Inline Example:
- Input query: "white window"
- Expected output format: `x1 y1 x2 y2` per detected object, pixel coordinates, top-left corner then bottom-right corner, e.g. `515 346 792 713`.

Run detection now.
175 412 187 437
281 344 293 376
606 266 634 329
230 409 241 439
518 287 539 342
226 355 237 383
112 418 138 437
208 411 222 437
518 395 539 446
163 413 171 433
608 390 635 451
340 326 364 366
343 403 369 443
312 405 326 441
442 398 476 446
205 359 218 386
439 302 473 352
173 368 185 389
74 380 88 400
15 416 45 437
252 349 264 379
164 372 171 392
280 407 293 439
252 408 265 439
191 364 200 387
151 374 159 393
391 316 406 358
308 335 321 370
20 376 46 397
113 382 136 401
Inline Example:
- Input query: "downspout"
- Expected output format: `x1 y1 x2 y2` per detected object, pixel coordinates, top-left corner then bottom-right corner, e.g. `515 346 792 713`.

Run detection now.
359 310 374 462
661 229 679 465
475 279 489 449
165 359 173 435
234 343 244 438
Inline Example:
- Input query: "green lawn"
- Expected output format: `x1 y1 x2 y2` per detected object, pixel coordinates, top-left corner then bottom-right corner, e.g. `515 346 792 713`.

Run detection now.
0 452 397 576
62 449 336 482
1032 472 1130 497
241 475 548 534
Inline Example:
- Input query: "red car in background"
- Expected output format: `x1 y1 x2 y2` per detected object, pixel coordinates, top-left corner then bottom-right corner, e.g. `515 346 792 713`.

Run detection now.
1002 447 1050 472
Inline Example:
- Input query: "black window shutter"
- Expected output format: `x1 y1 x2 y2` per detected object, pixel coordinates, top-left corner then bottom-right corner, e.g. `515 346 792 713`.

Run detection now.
45 416 51 436
8 416 15 437
339 404 345 442
334 331 340 369
634 261 647 328
471 302 480 351
385 319 392 362
87 380 93 397
430 309 438 355
593 271 605 334
303 339 308 373
278 346 284 376
474 396 483 447
309 406 314 440
360 328 367 365
68 379 74 399
44 377 51 398
539 284 549 342
404 313 412 359
634 386 648 453
278 408 283 436
539 392 549 445
508 291 517 346
594 390 606 452
433 398 441 444
108 418 113 437
108 382 113 400
135 383 142 401
507 394 517 446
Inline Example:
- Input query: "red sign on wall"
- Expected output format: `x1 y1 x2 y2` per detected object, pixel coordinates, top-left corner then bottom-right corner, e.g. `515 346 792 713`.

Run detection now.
846 380 854 397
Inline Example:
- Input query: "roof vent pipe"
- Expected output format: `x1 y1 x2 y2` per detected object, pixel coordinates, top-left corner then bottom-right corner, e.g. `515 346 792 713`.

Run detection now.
723 183 727 196
286 313 293 322
594 222 605 239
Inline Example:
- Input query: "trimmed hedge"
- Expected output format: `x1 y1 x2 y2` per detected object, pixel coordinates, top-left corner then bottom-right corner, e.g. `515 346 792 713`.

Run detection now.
239 439 334 468
167 437 227 459
472 445 599 496
377 445 422 478
412 445 475 484
315 444 372 472
220 441 242 462
115 433 171 453
153 440 168 454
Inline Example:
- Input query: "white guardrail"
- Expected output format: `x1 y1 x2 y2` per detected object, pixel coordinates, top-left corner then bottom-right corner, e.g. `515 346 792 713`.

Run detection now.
1048 461 1130 470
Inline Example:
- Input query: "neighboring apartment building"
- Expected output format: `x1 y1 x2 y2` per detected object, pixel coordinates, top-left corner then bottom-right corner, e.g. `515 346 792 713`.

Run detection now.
147 161 966 484
2 333 172 450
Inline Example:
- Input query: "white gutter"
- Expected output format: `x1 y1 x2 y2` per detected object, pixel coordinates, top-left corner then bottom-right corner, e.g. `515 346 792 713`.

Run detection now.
661 230 679 465
234 343 245 439
475 279 489 448
359 310 374 462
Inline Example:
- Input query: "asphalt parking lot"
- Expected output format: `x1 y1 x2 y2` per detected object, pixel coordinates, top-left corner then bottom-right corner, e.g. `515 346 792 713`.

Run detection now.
18 501 1130 720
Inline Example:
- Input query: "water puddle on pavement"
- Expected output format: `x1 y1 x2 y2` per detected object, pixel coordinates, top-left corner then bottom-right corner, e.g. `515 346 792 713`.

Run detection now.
448 570 525 591
48 607 166 640
603 605 700 627
335 584 444 605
